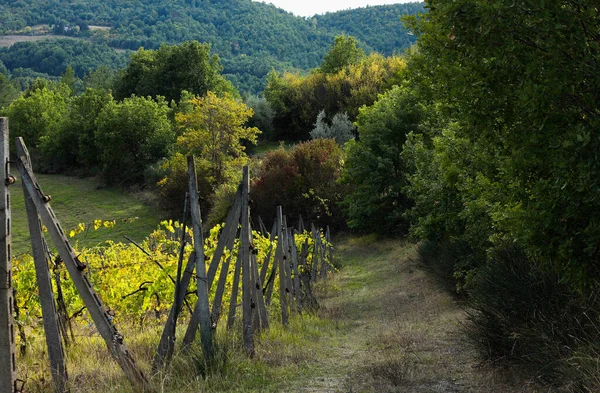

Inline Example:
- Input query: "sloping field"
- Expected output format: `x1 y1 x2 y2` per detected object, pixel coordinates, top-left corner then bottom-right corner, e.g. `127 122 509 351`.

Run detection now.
10 174 163 254
0 34 82 47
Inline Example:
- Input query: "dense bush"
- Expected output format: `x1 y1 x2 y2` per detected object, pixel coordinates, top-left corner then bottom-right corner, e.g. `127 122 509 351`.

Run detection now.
95 95 174 185
467 243 600 390
251 139 345 230
341 84 424 234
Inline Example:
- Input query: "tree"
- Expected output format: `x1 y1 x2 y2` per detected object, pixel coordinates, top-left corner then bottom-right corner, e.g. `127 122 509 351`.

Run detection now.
0 74 20 109
156 92 259 217
2 82 70 150
319 35 365 74
175 91 259 184
113 41 237 102
95 95 174 185
341 84 423 233
310 110 355 145
403 0 600 288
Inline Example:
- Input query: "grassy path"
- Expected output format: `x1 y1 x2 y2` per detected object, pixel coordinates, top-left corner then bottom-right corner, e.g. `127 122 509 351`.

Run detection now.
282 235 534 393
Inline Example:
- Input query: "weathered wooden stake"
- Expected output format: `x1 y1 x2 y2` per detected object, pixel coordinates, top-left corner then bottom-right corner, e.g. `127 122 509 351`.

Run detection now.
183 187 241 344
16 138 151 392
23 175 69 392
0 118 16 393
290 230 301 312
249 222 269 331
259 222 276 285
186 156 213 362
276 207 289 325
207 186 242 287
226 251 241 330
310 224 320 281
240 166 255 356
152 251 195 372
211 212 241 325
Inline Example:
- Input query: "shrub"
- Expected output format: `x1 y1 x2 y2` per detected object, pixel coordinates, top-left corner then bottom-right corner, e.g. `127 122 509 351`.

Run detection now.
251 139 345 230
95 95 174 185
310 110 355 145
466 242 600 391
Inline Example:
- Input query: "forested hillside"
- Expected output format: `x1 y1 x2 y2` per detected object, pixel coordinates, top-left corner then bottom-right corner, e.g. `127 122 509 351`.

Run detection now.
314 3 424 56
0 0 422 93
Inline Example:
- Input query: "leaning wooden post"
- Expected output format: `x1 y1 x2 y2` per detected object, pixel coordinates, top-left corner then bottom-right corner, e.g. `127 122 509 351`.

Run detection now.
226 251 242 330
249 222 269 331
0 119 16 393
16 138 151 392
290 230 301 313
183 188 242 344
152 251 195 373
240 166 255 356
259 222 276 285
186 156 213 362
310 224 319 281
23 177 69 392
276 206 289 325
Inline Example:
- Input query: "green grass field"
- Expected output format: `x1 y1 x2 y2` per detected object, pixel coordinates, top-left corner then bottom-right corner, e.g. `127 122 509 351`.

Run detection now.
10 174 164 254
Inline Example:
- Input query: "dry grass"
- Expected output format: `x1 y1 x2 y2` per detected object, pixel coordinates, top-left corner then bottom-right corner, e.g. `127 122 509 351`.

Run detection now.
15 235 545 392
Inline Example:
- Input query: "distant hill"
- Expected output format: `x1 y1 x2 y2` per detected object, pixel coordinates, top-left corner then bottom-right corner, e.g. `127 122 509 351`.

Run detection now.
0 0 423 93
314 3 425 56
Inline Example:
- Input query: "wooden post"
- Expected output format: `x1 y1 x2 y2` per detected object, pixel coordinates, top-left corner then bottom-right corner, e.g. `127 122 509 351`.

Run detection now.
259 222 276 285
183 188 241 343
263 240 279 305
298 215 305 233
0 118 16 393
240 167 254 356
15 138 151 392
206 186 242 288
226 251 241 330
23 180 69 392
310 224 319 281
282 217 293 308
319 229 327 279
276 207 288 325
153 251 195 372
186 156 213 362
290 230 301 312
249 221 268 331
211 210 241 325
258 216 269 238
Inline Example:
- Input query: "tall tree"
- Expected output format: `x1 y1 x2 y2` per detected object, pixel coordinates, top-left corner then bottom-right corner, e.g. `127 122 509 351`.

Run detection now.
113 41 237 102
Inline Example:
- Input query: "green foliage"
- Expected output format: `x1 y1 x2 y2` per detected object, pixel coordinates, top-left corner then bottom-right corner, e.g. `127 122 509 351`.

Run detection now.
251 139 345 229
265 53 406 140
319 35 365 74
310 110 355 145
2 81 70 150
0 1 421 94
113 41 236 103
341 84 424 234
157 92 259 217
95 95 174 185
0 39 128 77
404 0 600 289
466 242 600 389
0 72 20 109
313 3 423 56
245 95 275 140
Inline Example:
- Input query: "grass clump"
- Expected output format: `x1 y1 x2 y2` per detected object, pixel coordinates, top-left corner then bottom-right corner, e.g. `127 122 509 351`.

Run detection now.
465 243 600 392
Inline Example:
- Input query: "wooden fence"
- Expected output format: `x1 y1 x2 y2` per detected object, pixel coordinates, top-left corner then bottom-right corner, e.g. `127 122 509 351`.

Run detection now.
0 118 335 393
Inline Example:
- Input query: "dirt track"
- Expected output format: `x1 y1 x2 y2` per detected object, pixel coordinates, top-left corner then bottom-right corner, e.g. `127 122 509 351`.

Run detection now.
284 237 536 393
